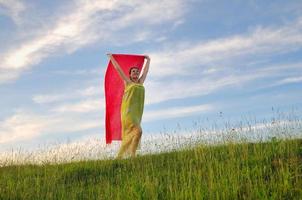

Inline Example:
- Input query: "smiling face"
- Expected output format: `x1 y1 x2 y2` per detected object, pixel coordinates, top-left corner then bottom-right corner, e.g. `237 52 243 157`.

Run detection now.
129 67 140 83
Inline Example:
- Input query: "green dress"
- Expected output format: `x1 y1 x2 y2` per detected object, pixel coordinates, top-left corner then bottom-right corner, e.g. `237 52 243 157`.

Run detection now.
121 82 145 148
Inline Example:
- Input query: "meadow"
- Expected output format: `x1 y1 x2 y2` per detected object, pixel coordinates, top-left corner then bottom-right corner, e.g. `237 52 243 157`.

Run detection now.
1 112 302 199
0 137 301 199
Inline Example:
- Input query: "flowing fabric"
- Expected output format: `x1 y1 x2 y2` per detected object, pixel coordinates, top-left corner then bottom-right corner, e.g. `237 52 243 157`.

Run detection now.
104 54 145 144
120 83 145 151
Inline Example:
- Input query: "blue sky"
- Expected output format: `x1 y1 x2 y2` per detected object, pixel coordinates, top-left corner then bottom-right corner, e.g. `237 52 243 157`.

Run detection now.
0 0 302 151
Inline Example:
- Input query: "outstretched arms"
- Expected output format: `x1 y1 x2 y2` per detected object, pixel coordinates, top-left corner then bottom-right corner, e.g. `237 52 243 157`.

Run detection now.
107 53 131 84
139 55 150 84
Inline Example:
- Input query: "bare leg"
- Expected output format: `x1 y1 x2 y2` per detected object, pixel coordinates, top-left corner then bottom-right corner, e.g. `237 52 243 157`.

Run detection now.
129 126 142 158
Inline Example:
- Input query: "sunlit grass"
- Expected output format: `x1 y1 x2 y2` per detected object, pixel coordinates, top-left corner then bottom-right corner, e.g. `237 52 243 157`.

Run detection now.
1 115 301 166
0 138 301 199
0 112 301 199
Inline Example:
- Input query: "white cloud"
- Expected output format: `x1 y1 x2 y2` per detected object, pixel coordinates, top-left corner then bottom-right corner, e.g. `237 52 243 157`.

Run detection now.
110 0 186 27
53 68 103 76
149 17 302 78
0 103 211 145
0 0 25 24
53 98 104 113
78 85 103 97
145 70 259 105
33 94 70 104
31 60 302 111
139 17 302 105
52 117 103 133
1 1 115 70
0 111 103 144
33 84 103 104
145 59 302 105
275 76 302 85
144 104 213 122
0 0 187 83
0 112 49 144
0 69 20 84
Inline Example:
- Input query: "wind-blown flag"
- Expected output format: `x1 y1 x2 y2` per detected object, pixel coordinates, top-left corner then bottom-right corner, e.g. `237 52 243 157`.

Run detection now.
105 54 145 144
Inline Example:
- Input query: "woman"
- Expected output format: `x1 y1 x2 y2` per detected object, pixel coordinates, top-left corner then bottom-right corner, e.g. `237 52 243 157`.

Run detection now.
107 53 150 158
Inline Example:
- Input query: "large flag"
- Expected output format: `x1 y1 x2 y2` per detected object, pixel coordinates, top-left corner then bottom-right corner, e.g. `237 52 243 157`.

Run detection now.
104 54 145 144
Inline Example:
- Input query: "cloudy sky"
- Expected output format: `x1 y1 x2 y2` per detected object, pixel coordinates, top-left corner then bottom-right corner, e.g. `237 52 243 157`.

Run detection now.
0 0 302 151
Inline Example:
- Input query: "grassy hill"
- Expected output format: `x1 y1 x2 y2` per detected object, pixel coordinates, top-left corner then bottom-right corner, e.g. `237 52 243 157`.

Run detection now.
0 138 301 199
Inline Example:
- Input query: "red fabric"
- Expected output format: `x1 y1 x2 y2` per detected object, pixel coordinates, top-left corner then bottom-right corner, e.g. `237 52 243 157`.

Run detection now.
105 54 145 144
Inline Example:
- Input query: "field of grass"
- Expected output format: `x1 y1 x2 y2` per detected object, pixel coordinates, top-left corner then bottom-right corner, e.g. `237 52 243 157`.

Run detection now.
0 138 301 199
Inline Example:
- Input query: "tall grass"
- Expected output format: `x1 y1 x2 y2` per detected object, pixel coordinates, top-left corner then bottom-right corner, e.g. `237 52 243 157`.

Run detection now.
0 138 301 199
0 111 301 199
1 113 301 166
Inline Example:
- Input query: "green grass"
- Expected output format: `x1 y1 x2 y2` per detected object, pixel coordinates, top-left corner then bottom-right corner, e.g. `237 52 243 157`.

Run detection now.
0 138 301 200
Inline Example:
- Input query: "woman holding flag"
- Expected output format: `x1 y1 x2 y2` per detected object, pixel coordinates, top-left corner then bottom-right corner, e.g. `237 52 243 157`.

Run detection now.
107 53 150 158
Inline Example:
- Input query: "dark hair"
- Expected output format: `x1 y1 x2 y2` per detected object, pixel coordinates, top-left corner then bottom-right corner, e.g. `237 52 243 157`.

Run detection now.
129 67 139 75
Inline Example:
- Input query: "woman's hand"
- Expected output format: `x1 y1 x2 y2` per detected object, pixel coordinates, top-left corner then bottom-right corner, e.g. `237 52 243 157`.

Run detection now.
144 55 150 60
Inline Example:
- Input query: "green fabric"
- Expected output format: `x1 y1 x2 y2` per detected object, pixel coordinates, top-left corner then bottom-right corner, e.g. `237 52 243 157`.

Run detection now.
121 82 145 137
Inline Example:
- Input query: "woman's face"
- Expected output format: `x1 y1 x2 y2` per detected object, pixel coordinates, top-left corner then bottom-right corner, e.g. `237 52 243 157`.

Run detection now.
130 68 140 82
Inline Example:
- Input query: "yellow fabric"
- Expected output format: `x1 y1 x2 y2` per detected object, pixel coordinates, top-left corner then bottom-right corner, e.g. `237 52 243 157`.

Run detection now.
118 82 145 157
121 83 145 130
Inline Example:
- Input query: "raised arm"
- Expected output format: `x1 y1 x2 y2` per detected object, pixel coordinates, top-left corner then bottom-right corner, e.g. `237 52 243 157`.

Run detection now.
139 55 150 84
107 54 131 84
